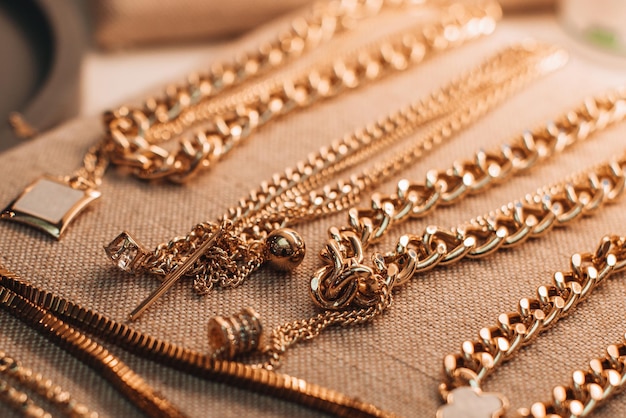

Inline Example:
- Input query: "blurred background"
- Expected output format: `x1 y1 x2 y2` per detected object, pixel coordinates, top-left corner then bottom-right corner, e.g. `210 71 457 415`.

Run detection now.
2 0 625 153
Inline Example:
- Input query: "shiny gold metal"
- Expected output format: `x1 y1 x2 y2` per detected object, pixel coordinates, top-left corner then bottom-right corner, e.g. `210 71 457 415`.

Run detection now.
3 0 501 239
0 268 395 418
260 154 626 369
0 351 98 418
0 276 188 418
208 307 263 359
264 228 306 271
438 235 626 417
1 175 101 239
103 231 149 274
256 91 626 369
109 42 562 308
128 225 223 321
310 88 626 311
103 0 501 183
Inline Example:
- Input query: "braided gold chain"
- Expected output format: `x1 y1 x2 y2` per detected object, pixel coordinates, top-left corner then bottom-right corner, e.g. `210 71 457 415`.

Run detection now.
132 42 564 294
439 234 626 417
99 0 501 183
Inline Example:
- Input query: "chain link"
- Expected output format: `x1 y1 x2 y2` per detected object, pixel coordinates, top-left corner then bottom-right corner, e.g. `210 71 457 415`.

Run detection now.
439 234 626 417
0 351 98 418
101 0 502 183
311 89 626 310
266 125 626 367
261 285 392 369
228 42 568 234
131 42 564 293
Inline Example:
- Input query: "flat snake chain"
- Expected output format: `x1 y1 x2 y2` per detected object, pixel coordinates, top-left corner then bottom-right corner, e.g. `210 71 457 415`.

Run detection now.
0 269 396 418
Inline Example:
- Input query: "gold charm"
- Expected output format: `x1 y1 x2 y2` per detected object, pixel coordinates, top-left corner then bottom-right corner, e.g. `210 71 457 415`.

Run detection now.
207 307 263 359
128 226 224 321
263 228 306 271
104 231 150 274
437 387 507 418
1 176 101 239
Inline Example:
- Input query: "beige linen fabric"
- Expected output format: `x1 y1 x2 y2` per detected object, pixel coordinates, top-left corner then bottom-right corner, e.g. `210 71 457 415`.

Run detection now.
2 10 626 418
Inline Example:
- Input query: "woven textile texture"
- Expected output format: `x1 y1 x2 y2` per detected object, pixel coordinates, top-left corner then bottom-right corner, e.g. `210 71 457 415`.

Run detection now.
2 9 626 418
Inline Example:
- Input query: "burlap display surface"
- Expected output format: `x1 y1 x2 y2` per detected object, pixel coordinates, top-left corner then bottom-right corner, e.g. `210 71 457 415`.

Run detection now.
2 9 626 418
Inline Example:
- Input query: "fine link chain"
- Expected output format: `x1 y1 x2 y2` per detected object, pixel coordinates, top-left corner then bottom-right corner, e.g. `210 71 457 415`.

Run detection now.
438 235 626 418
0 272 395 418
0 283 188 418
100 0 502 184
123 42 564 298
0 351 97 418
310 88 626 310
226 43 567 233
0 378 51 418
261 153 626 369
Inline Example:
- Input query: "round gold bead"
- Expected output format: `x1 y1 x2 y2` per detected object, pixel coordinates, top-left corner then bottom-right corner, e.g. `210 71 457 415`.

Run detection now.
263 228 306 271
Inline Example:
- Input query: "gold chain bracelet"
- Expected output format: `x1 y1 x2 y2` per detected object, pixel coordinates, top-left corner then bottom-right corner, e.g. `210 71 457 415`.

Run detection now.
1 0 501 240
437 234 626 418
1 112 625 418
103 0 499 183
0 351 97 418
255 153 626 369
103 41 565 320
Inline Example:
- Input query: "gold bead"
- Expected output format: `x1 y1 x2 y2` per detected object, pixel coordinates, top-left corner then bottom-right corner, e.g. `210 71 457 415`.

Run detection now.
263 228 306 271
207 307 262 359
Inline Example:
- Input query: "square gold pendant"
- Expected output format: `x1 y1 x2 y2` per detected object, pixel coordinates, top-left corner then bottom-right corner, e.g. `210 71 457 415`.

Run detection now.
1 176 101 239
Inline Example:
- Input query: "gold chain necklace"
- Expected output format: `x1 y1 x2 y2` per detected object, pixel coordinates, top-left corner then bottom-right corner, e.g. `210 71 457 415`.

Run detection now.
0 0 500 240
437 234 626 418
1 92 625 418
102 42 565 321
0 282 189 418
0 269 393 418
0 351 98 418
200 88 626 369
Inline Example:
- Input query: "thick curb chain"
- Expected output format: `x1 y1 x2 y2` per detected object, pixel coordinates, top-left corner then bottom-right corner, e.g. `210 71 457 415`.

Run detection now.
229 43 568 235
102 0 501 182
311 90 626 310
440 235 626 417
136 42 564 289
262 155 625 368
